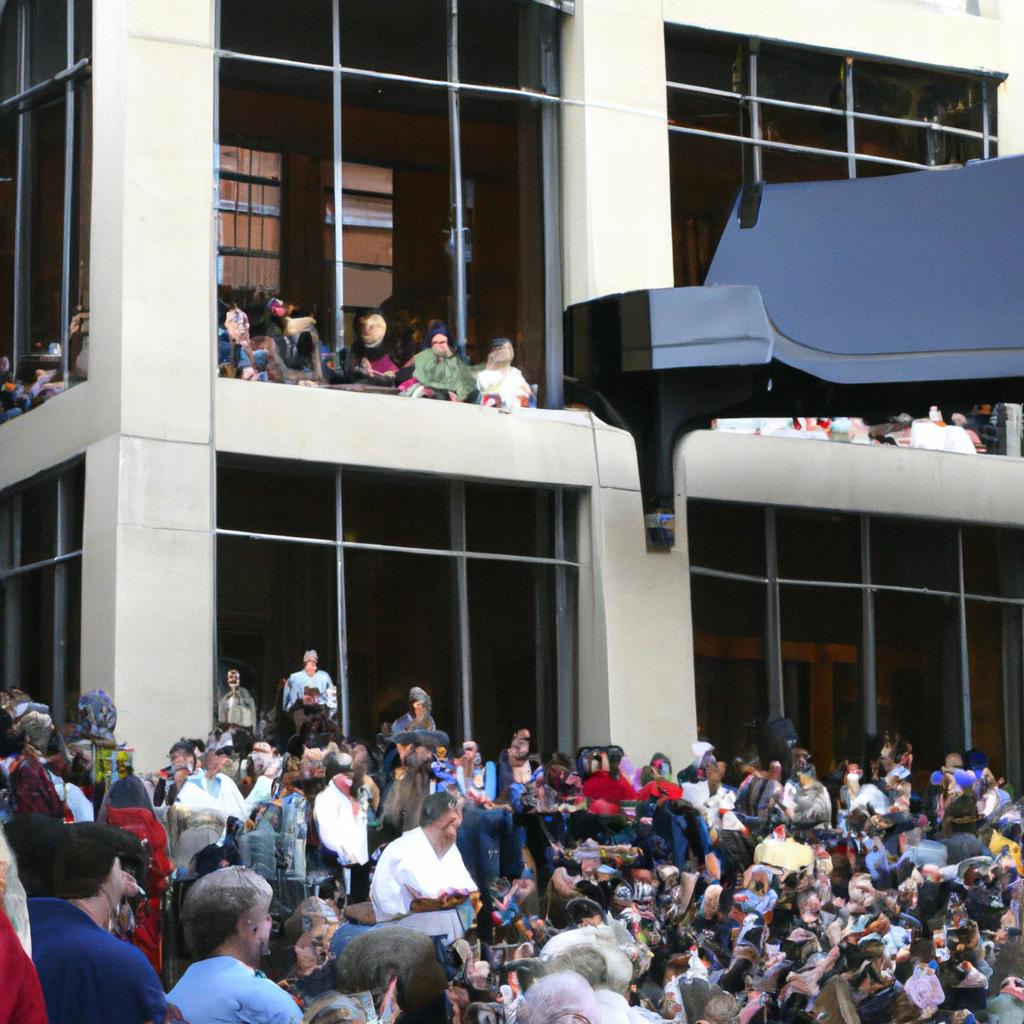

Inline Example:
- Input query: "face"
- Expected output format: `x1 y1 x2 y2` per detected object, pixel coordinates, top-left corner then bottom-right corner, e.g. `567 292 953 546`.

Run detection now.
227 670 240 690
304 658 317 675
206 747 231 774
436 803 463 842
171 749 196 775
359 314 386 345
488 342 513 365
411 699 425 717
430 332 453 357
511 731 531 758
238 899 273 965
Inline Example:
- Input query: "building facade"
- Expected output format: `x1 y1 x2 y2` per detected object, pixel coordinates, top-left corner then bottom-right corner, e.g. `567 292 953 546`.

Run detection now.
1 0 1022 779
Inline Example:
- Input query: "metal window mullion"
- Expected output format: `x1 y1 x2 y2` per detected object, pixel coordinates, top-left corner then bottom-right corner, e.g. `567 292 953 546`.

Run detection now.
982 80 990 159
449 480 472 739
554 489 574 752
747 42 763 185
765 507 783 717
533 495 547 751
540 12 563 409
844 58 856 179
668 124 932 171
3 495 24 690
335 467 350 736
331 0 345 350
957 526 972 750
860 516 877 736
448 0 467 353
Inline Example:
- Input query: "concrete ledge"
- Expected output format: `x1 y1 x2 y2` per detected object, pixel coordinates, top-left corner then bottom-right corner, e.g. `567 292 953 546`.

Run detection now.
678 430 1024 527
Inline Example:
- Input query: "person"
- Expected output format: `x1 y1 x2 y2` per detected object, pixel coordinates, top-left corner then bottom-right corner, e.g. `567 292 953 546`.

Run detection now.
370 791 478 931
28 830 168 1024
283 650 336 727
497 728 536 796
174 733 248 822
314 752 369 871
346 308 399 383
168 866 302 1023
399 323 478 402
475 337 534 410
519 971 602 1024
7 710 93 821
242 741 279 816
392 686 436 734
219 668 258 732
0 828 46 1024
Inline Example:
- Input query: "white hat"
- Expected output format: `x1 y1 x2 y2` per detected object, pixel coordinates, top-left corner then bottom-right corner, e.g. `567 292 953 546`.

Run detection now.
693 741 715 763
303 649 319 663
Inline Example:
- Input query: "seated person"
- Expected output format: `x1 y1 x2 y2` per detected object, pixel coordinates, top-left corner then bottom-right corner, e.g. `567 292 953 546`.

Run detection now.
168 866 301 1024
399 323 477 402
370 791 479 930
282 649 336 729
476 337 534 410
174 734 247 823
346 309 398 383
391 686 436 734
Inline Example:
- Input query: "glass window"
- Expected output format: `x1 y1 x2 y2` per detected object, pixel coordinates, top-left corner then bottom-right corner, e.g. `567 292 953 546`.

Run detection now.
1 2 17 100
469 559 556 757
344 548 459 742
20 476 58 564
465 483 554 559
28 0 68 86
17 565 56 705
460 0 547 92
871 516 959 593
458 93 546 378
780 584 862 772
342 470 450 550
73 0 90 63
966 600 1006 780
339 0 448 81
690 573 768 762
0 113 14 369
335 161 394 310
963 525 1024 600
220 0 334 66
874 590 959 776
776 508 860 584
217 534 338 721
26 99 67 360
854 58 988 167
686 500 765 577
218 460 336 541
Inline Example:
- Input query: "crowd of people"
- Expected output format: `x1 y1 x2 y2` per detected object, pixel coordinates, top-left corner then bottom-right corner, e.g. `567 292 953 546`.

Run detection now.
218 296 536 412
4 672 1024 1024
712 405 1004 455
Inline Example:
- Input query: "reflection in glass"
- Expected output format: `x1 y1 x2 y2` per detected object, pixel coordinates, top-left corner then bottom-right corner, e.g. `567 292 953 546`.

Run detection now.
220 0 333 67
690 573 768 760
469 560 556 757
339 0 447 81
344 549 458 743
966 600 1007 780
874 590 958 775
217 535 338 724
780 584 862 772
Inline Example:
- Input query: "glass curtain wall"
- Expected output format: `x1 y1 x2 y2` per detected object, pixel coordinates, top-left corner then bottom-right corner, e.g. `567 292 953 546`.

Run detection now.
216 456 578 756
0 0 92 396
665 25 1000 285
688 499 1024 789
216 0 560 400
0 460 84 724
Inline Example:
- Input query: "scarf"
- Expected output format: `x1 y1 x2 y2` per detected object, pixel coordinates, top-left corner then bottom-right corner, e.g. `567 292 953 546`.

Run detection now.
409 349 477 401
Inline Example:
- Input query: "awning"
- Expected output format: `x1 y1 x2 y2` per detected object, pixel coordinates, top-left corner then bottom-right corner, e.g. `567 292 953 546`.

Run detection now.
576 154 1024 386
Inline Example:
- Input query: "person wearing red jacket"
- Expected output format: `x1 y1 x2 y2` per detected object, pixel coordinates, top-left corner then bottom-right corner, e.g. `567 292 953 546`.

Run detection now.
582 748 638 813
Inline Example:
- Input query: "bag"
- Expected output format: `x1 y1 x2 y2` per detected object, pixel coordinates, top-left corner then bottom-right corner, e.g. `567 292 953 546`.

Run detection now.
10 754 64 819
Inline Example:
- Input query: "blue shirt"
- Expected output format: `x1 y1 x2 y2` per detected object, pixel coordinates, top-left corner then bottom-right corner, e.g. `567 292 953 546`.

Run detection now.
28 898 167 1024
282 668 333 710
168 956 302 1024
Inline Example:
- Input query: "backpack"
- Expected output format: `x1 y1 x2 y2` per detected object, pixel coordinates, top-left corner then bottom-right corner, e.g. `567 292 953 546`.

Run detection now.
10 754 64 819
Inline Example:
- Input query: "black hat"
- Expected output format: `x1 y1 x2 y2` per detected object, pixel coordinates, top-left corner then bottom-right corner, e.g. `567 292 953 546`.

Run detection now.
393 729 449 751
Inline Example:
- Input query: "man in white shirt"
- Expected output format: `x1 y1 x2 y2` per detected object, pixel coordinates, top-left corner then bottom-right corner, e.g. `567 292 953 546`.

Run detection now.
176 734 247 823
370 791 478 940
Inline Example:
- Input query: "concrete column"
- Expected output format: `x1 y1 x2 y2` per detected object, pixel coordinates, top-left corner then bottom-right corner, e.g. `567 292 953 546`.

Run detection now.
577 424 695 768
77 0 217 767
560 0 675 307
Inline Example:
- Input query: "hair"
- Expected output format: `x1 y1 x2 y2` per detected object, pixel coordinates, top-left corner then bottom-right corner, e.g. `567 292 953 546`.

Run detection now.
181 866 273 959
519 972 602 1024
335 928 446 1010
420 790 460 827
545 945 607 988
53 832 118 900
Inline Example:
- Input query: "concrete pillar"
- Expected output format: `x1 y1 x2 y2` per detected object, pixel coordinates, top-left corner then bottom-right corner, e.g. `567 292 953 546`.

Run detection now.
78 0 216 766
560 0 675 306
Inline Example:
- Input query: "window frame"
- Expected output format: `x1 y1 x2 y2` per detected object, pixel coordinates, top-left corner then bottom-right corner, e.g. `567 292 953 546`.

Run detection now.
0 0 91 384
